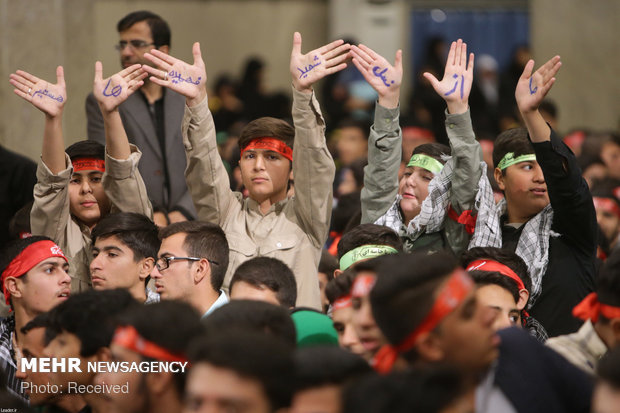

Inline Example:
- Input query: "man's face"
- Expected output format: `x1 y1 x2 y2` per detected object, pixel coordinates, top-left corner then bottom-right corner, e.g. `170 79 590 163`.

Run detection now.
336 126 367 166
118 21 157 69
91 235 149 293
351 272 388 361
475 284 521 331
184 363 272 413
332 306 365 357
239 148 291 206
95 344 147 413
152 233 195 300
600 141 620 180
595 207 620 244
230 281 281 307
592 381 620 413
44 331 96 387
68 170 110 228
15 257 71 314
398 166 433 223
16 327 57 405
495 161 549 222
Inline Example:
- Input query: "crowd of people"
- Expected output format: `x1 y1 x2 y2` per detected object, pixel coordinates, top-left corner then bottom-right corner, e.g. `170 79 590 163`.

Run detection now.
0 9 619 413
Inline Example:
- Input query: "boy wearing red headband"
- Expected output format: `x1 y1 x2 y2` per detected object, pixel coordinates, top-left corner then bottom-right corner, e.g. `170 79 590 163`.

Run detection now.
141 34 348 309
9 63 153 293
0 236 70 402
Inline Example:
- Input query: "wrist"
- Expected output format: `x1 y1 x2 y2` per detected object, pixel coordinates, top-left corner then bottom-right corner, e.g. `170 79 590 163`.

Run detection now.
378 91 400 109
187 89 208 107
292 82 313 94
446 101 467 115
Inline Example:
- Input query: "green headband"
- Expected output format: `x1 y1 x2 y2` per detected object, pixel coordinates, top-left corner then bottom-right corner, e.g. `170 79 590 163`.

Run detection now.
407 154 444 174
497 152 537 170
339 245 398 271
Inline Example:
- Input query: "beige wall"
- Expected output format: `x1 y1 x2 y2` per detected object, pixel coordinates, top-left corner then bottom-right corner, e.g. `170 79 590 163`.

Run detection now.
0 0 617 162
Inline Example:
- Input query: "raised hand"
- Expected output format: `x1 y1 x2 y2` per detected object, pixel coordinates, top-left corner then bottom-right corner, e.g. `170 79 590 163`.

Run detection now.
9 66 66 118
515 56 561 114
93 62 147 113
143 42 207 106
350 45 402 109
423 39 474 114
290 32 350 93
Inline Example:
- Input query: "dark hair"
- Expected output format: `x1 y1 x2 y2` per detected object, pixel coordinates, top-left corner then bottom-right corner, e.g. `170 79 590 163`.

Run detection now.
45 289 140 356
65 140 105 162
230 257 297 308
21 312 51 335
460 247 531 294
159 221 229 291
202 299 296 347
117 10 171 48
294 346 371 391
596 248 620 321
492 128 533 171
411 142 451 164
187 330 295 411
370 252 458 363
539 99 558 119
469 270 519 303
597 346 620 389
117 300 203 395
325 267 357 304
318 250 338 282
331 192 361 234
237 117 295 155
336 118 372 141
92 212 160 261
337 224 403 260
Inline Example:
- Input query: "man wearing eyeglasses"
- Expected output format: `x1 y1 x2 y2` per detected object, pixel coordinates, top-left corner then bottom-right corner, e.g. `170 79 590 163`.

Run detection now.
153 221 230 317
86 10 197 221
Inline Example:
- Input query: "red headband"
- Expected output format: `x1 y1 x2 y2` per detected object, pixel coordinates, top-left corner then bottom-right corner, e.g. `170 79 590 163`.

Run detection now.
2 240 67 306
466 259 526 292
351 274 377 298
333 294 352 310
593 197 620 220
112 325 188 363
241 137 293 162
372 270 474 374
72 158 105 173
573 293 620 323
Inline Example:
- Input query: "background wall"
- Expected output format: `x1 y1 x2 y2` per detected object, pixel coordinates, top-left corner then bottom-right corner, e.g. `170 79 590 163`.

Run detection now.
0 0 617 161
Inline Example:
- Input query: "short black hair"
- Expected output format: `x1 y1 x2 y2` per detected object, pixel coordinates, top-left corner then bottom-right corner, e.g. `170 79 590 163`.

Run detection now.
492 128 533 171
187 330 295 411
337 224 403 260
294 346 371 391
117 300 203 395
159 221 229 291
597 346 620 389
230 257 297 308
469 270 519 303
202 300 296 347
65 140 105 162
596 248 620 319
461 247 531 294
21 312 51 335
318 250 338 282
117 10 171 48
411 142 451 164
45 289 140 357
336 118 372 141
92 212 160 261
370 251 458 363
238 117 295 154
325 267 356 304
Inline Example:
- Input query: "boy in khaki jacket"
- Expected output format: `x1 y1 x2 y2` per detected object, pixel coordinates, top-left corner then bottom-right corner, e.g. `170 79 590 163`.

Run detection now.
142 33 348 309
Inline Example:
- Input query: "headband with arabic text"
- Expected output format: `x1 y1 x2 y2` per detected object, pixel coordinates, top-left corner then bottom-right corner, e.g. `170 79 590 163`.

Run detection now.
372 269 474 374
1 240 67 306
241 137 293 162
572 293 620 323
339 245 398 271
72 158 105 173
407 154 444 175
497 152 536 171
466 259 526 292
112 325 188 363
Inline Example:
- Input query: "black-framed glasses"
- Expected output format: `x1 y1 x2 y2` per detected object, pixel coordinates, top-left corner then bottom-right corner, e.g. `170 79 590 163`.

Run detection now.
115 40 155 51
155 256 219 271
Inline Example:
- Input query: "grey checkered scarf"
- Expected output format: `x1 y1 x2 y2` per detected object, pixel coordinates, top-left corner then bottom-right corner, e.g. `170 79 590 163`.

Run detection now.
469 166 556 308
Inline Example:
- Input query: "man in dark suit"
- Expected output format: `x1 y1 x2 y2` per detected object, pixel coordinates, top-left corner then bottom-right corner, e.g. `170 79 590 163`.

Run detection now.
86 11 196 220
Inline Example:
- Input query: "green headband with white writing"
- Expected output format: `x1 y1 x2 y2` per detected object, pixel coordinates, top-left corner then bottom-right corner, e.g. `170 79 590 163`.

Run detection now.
407 154 444 174
497 152 537 170
339 245 399 271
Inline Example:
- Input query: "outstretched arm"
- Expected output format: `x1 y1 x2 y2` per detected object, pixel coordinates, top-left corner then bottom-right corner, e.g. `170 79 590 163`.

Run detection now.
9 66 67 174
93 62 147 160
515 56 562 142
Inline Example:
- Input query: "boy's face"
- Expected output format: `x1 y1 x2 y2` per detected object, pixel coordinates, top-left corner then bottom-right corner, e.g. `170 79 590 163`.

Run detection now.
91 235 150 293
595 206 620 244
68 170 110 228
184 363 272 413
398 166 433 222
475 284 521 331
239 148 291 206
494 160 549 222
600 141 620 180
13 257 71 314
44 331 97 387
336 126 367 166
351 272 388 361
332 306 365 357
152 232 195 300
16 327 57 405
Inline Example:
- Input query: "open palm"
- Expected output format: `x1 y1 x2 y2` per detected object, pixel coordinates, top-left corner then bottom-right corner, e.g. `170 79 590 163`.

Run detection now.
423 39 474 108
9 66 66 117
350 44 402 108
516 56 561 114
93 62 146 113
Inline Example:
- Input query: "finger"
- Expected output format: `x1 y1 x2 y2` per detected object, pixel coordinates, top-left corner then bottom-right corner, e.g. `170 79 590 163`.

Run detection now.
394 49 403 72
540 55 561 74
94 61 103 83
540 77 556 97
317 38 345 55
325 52 350 69
142 64 166 77
148 76 168 87
9 78 30 94
423 72 440 91
519 59 535 81
118 63 142 78
455 39 463 66
324 62 348 76
358 44 379 61
12 88 31 101
192 42 203 67
292 32 302 56
460 42 467 68
56 66 65 88
16 70 41 85
351 56 370 72
446 41 457 67
126 68 146 82
128 80 145 92
9 74 30 88
148 49 177 66
142 53 172 71
466 53 475 73
542 60 562 84
350 45 373 66
323 43 351 61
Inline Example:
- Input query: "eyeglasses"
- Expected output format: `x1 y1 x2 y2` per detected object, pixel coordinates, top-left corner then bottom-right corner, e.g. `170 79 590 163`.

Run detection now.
155 256 219 272
115 40 156 51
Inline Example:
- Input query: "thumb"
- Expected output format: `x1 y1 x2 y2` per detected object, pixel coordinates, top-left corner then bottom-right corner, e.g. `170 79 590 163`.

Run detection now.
394 49 403 72
292 32 302 56
94 61 103 83
56 66 65 87
422 72 440 91
192 42 202 67
519 59 535 81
